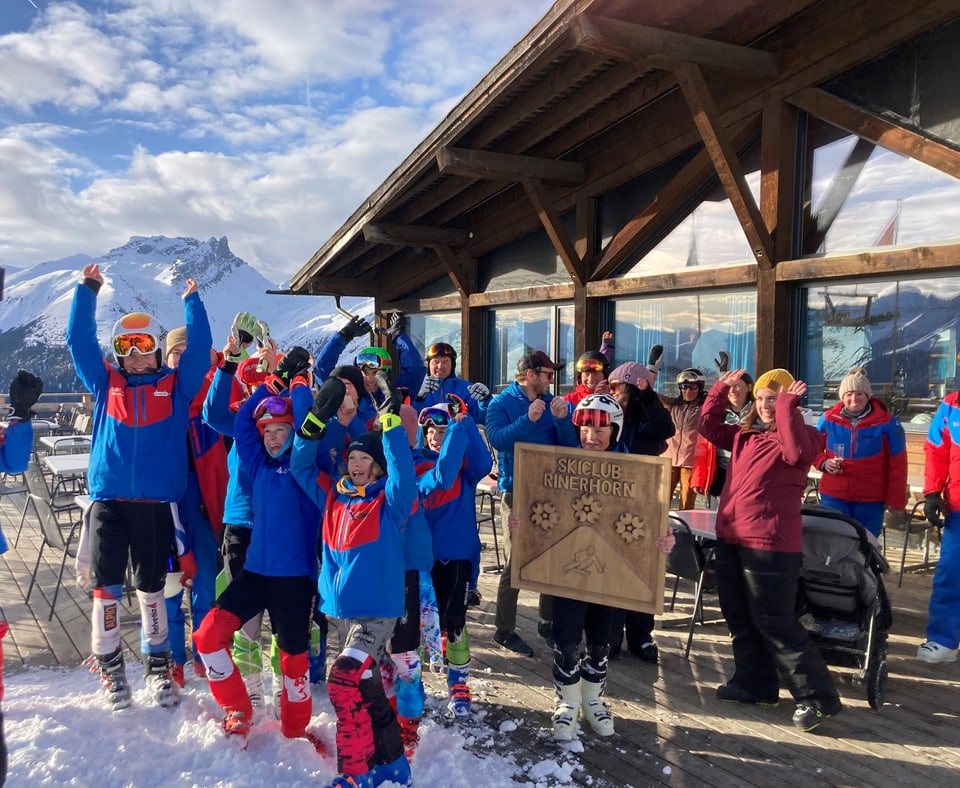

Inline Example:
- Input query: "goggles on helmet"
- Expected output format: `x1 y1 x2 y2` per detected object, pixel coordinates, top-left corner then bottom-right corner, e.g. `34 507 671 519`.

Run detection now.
426 342 455 359
572 408 612 429
355 348 392 371
418 406 451 428
254 396 293 422
575 357 606 374
113 333 159 357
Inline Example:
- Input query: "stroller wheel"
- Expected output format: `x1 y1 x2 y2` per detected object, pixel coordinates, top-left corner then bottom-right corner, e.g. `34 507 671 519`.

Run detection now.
866 658 888 710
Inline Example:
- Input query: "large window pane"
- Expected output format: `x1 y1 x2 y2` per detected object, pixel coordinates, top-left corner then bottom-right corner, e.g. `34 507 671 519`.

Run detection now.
405 312 461 361
613 291 756 396
799 277 960 426
485 304 572 394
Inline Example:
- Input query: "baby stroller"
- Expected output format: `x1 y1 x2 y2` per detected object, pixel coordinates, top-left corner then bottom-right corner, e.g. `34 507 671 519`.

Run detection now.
797 506 892 710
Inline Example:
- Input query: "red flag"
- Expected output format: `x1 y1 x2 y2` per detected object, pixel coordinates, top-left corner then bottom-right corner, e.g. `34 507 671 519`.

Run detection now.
875 202 900 246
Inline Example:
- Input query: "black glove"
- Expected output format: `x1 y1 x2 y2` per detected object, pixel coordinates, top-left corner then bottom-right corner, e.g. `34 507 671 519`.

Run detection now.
386 312 406 342
924 492 946 527
275 347 312 382
714 350 731 374
338 315 371 341
9 369 43 420
375 371 402 417
299 378 346 440
446 393 467 418
647 344 664 374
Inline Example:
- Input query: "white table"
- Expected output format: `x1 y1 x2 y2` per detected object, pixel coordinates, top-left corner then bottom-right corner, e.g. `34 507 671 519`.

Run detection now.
669 509 717 540
40 435 92 453
44 453 91 476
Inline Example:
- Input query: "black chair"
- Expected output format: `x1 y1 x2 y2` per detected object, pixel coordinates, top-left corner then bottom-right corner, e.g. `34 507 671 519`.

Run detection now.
898 499 941 587
666 513 718 659
24 492 82 620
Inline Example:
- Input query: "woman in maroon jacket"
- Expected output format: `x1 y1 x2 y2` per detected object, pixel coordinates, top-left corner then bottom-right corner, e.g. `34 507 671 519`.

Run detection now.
698 367 842 733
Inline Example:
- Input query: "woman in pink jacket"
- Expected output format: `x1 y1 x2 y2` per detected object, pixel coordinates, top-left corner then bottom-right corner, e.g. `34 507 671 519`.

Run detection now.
698 368 841 733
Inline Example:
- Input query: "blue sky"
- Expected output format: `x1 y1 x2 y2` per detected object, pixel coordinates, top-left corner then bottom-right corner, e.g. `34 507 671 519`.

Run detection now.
0 0 553 282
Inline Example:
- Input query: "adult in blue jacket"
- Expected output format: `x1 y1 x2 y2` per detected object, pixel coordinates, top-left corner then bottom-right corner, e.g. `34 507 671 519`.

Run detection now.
66 264 212 712
485 349 579 657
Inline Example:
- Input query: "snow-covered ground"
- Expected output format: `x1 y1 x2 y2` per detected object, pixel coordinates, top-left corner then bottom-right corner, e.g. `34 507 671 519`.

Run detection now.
3 662 589 787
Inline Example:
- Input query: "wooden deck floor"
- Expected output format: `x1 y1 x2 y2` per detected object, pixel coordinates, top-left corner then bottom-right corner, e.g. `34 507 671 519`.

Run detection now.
3 488 959 787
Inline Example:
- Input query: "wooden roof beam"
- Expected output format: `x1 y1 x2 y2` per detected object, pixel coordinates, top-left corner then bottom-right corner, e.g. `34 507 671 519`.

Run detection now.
675 62 774 268
571 13 778 77
363 222 471 248
436 146 585 187
788 87 960 181
307 276 379 298
522 177 585 286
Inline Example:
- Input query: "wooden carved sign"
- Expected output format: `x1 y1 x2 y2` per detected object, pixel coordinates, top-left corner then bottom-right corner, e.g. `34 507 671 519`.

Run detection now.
512 442 671 614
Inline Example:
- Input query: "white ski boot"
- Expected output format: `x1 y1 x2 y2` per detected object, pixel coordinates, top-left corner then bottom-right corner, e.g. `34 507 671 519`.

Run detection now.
553 681 581 741
580 678 614 736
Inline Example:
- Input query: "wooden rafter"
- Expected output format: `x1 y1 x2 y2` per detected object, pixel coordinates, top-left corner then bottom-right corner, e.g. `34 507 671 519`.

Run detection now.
591 118 760 280
436 146 585 186
363 222 471 248
776 241 960 282
307 275 378 298
522 177 585 286
433 245 474 300
788 88 960 181
570 13 778 76
674 62 774 268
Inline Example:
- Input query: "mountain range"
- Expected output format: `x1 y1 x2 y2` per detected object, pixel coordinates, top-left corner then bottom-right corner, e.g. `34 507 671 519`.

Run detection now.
0 235 374 393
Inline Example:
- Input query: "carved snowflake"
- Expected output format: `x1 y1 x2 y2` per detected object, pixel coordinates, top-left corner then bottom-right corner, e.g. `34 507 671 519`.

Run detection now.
572 494 603 523
615 512 645 543
531 501 560 531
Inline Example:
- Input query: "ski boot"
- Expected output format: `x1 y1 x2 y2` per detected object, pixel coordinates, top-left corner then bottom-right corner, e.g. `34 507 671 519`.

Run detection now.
553 680 581 741
144 651 180 708
370 754 411 787
447 662 471 718
580 678 614 736
97 648 132 711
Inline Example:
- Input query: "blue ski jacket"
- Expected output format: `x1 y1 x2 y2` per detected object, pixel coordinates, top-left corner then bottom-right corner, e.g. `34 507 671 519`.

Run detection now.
0 419 32 475
485 382 579 493
66 282 212 502
291 422 416 620
203 366 254 528
234 384 321 578
418 416 492 561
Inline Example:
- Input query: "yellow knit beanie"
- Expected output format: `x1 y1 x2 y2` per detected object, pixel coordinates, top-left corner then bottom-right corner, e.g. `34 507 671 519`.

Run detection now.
753 368 795 394
838 367 872 398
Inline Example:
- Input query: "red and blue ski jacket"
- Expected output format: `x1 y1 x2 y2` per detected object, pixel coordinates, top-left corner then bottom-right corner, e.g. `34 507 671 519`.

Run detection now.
417 417 492 562
923 391 960 509
814 398 907 509
291 420 416 620
66 282 212 502
233 384 321 578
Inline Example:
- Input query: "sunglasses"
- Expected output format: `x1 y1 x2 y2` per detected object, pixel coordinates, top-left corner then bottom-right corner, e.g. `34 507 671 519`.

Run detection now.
572 409 611 428
417 407 451 428
678 383 700 391
427 343 455 358
537 369 555 380
575 358 605 374
356 352 387 370
113 333 158 357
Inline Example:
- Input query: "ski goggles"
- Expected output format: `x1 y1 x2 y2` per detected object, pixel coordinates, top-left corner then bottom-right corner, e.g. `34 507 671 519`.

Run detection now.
254 395 293 422
355 352 390 370
113 333 158 357
418 407 451 428
572 409 612 429
426 342 455 359
575 358 605 373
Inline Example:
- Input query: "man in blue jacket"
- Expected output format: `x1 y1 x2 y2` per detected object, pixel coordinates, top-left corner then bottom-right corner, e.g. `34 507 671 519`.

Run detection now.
485 350 578 656
66 264 212 712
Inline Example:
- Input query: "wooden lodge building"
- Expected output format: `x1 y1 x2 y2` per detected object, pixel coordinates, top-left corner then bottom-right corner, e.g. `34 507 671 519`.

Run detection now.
290 0 960 434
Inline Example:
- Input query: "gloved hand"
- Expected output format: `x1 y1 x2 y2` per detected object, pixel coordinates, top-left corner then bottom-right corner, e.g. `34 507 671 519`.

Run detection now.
300 378 346 440
255 320 272 371
266 347 312 394
386 312 406 342
467 382 491 402
338 315 372 341
178 551 198 589
647 344 664 375
9 369 43 420
376 371 402 417
714 350 731 374
416 376 441 402
924 492 946 527
230 312 261 359
601 330 614 348
446 393 468 418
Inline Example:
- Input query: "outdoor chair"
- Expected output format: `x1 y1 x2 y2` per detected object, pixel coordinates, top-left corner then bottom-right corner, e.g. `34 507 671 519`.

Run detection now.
24 492 83 620
665 512 719 659
14 461 81 547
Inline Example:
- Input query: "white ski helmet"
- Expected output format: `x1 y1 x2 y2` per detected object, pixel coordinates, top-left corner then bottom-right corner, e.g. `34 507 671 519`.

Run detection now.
111 312 165 368
573 392 624 442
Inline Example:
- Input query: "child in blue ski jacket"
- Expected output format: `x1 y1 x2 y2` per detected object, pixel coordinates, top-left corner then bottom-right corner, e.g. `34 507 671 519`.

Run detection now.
418 396 492 723
193 354 322 748
291 373 414 788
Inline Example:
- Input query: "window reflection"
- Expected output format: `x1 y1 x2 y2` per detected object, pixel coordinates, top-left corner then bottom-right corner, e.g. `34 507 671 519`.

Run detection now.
406 312 461 360
800 278 960 426
485 304 571 394
613 291 756 395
